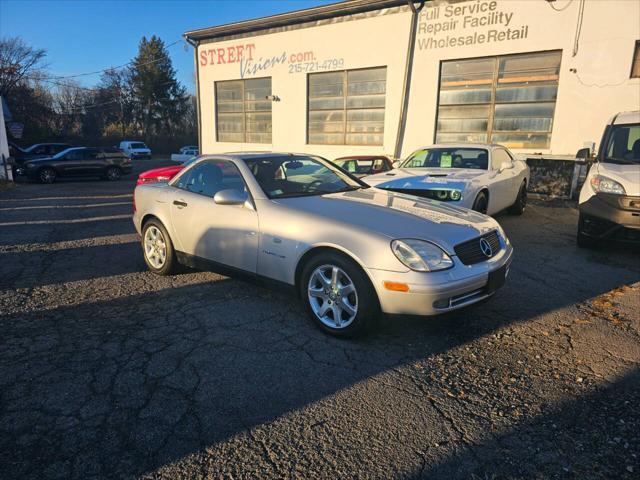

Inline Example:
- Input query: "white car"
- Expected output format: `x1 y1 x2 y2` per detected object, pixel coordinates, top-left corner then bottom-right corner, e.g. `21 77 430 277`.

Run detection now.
364 144 529 216
119 141 152 159
577 111 640 247
170 148 199 163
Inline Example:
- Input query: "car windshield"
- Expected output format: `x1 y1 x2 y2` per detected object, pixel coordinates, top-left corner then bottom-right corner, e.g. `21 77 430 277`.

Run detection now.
243 155 364 199
334 158 377 175
603 124 640 164
401 148 489 170
131 143 147 149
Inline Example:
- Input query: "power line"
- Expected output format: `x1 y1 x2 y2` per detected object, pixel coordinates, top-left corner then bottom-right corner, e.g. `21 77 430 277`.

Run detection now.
36 39 183 81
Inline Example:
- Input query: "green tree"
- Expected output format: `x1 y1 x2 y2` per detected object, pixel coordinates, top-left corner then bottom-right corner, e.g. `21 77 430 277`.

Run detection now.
129 36 187 139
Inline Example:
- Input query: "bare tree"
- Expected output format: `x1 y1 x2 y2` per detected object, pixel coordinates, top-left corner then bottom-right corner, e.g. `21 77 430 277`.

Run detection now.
0 37 47 96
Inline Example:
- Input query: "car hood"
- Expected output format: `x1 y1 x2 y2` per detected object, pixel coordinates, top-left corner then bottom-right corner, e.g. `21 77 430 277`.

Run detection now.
275 187 499 254
363 168 485 190
596 162 640 196
139 165 183 179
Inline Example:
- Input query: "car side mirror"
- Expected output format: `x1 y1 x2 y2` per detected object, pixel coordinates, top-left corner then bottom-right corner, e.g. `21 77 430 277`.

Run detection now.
575 147 591 159
499 161 513 172
575 147 592 165
213 189 248 206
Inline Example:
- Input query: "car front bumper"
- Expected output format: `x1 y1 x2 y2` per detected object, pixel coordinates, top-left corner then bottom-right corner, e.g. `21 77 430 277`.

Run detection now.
367 243 513 316
579 193 640 243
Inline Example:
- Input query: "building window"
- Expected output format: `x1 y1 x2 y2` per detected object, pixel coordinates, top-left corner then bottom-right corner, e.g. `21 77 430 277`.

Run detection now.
631 40 640 78
216 77 272 143
308 67 386 146
436 51 562 149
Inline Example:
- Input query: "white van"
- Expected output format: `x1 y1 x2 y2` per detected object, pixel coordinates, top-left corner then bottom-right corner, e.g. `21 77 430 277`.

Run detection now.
119 141 151 159
577 111 640 247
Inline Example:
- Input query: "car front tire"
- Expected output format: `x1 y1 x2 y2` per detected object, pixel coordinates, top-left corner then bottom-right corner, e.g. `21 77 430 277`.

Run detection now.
508 181 527 215
299 251 379 338
577 213 598 249
472 191 489 214
142 219 178 275
105 166 122 181
38 167 56 184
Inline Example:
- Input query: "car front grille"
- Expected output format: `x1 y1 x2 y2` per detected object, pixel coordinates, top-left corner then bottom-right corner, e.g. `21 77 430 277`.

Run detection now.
382 188 453 201
454 231 501 265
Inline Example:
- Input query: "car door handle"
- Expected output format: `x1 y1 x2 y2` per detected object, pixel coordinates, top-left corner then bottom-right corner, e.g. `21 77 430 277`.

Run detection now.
173 200 188 208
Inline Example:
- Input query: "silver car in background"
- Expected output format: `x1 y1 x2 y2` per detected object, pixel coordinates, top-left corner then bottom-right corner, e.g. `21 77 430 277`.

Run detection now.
133 153 513 337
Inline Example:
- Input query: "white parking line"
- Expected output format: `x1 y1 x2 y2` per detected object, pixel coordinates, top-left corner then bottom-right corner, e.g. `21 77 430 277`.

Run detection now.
1 194 133 202
0 233 139 253
0 214 131 226
0 202 132 211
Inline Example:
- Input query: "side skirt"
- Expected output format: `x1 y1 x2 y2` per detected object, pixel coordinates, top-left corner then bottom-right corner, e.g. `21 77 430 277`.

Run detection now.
175 251 298 296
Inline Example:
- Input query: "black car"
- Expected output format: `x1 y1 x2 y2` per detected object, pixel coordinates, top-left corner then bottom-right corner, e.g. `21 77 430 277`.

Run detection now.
17 147 132 183
10 142 74 164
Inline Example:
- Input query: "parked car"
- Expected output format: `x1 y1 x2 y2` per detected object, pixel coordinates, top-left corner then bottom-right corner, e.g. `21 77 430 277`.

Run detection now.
119 141 151 159
170 148 198 163
333 155 394 178
133 153 512 337
10 142 73 164
577 111 640 247
363 144 529 216
16 147 132 183
179 145 198 153
137 164 188 186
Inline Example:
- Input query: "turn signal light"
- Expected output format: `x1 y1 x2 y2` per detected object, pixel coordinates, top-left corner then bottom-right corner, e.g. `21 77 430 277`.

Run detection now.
383 281 410 292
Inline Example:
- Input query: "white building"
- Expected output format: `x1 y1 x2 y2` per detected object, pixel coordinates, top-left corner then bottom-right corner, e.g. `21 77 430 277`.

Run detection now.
184 0 640 160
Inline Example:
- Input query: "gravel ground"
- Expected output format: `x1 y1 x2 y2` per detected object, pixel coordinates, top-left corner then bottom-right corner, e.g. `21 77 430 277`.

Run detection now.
0 160 639 479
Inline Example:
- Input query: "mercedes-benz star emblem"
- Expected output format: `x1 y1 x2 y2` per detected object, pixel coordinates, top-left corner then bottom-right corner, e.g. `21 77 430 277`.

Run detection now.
479 238 493 258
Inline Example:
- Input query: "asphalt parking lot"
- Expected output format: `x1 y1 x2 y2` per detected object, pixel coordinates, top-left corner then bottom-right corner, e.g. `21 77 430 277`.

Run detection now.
1 160 639 479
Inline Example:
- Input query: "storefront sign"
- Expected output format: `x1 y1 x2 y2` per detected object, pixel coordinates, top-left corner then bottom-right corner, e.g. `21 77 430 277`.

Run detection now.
201 42 346 78
417 0 529 51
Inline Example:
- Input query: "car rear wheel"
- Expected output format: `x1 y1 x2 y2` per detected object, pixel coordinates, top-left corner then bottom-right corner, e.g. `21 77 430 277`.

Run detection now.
508 181 527 215
472 191 489 214
300 252 379 338
105 166 122 181
142 220 178 275
38 168 56 184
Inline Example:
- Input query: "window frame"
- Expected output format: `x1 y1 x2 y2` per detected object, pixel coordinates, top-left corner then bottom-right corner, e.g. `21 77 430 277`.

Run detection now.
172 159 249 200
434 50 562 149
215 77 273 144
306 66 387 146
631 40 640 79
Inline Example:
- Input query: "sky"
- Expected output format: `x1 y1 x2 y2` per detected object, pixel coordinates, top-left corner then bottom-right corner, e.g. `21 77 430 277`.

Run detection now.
0 0 337 93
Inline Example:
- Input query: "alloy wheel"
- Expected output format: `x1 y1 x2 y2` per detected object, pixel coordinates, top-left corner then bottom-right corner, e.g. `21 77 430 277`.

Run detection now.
107 167 121 181
144 226 167 269
308 264 358 329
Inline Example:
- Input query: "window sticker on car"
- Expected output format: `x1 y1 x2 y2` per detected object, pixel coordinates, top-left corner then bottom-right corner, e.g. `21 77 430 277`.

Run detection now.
270 189 284 196
440 154 452 168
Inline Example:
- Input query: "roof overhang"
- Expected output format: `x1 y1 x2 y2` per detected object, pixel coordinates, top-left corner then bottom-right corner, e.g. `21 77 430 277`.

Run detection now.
184 0 420 44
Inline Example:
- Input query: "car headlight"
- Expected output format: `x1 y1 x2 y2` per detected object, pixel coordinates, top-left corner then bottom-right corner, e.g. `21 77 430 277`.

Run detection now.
495 224 510 246
391 239 453 272
591 175 625 195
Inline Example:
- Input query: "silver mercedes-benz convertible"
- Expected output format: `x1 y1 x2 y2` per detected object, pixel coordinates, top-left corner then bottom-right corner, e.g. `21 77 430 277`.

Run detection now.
133 153 513 337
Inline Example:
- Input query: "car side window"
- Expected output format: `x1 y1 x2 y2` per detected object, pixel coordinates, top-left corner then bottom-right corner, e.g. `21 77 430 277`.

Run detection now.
174 160 247 198
64 150 82 160
492 149 512 171
85 148 100 159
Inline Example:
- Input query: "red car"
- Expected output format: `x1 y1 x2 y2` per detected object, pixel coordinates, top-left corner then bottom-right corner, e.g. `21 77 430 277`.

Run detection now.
136 164 185 185
333 155 395 178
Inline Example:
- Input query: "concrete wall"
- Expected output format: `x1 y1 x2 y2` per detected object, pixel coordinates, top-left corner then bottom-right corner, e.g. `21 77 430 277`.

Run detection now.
195 0 640 159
